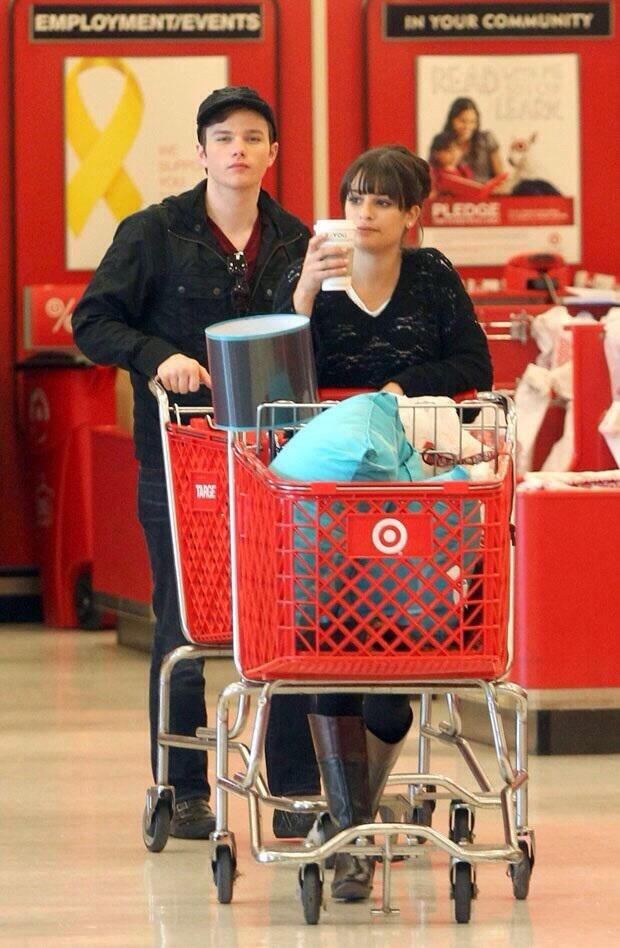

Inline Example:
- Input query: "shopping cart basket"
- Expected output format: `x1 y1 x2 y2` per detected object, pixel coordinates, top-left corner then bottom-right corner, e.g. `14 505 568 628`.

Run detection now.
210 393 535 923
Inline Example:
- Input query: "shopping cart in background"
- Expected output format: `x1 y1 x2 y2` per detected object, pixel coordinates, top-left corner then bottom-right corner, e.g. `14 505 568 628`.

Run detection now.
141 381 380 852
139 381 406 852
209 392 534 924
142 379 259 853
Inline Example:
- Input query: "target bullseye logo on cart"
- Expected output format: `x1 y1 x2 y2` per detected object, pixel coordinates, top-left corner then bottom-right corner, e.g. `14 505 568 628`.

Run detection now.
348 513 433 558
371 518 408 554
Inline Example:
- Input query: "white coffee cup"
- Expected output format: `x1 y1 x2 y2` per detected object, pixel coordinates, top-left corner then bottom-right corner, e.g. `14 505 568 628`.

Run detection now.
314 219 356 291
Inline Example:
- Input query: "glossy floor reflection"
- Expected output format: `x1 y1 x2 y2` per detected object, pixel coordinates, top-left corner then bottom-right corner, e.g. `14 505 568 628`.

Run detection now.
1 626 619 946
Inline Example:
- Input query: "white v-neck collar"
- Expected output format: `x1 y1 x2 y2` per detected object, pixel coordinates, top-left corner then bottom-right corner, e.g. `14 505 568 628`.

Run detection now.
346 284 391 317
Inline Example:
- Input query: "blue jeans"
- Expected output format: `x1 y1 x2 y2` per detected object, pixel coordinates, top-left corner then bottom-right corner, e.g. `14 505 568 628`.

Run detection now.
138 465 210 802
265 694 321 797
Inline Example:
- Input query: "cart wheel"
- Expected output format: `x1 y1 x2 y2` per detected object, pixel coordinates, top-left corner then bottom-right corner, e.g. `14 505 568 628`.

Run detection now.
510 840 532 900
74 568 105 631
214 846 235 904
450 804 473 844
312 812 337 870
452 861 474 924
142 800 171 853
299 863 322 925
409 799 434 844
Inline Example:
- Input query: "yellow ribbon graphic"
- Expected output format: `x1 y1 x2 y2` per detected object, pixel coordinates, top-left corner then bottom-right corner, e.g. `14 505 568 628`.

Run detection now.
66 58 143 236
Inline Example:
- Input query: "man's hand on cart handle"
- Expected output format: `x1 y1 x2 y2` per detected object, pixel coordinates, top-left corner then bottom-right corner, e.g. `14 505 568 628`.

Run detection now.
156 354 212 394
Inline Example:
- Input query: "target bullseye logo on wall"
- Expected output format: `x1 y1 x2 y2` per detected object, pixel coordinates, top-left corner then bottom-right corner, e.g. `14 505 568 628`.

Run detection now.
347 513 433 558
64 54 228 269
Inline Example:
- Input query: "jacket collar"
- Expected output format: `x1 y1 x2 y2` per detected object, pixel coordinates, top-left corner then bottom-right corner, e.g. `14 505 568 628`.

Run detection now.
163 179 303 244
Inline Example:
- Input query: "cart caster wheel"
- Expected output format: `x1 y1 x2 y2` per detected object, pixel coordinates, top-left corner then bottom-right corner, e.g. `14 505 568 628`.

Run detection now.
299 863 322 925
452 861 474 924
510 840 533 900
142 799 172 853
214 845 235 904
312 812 337 870
409 799 434 844
450 803 474 844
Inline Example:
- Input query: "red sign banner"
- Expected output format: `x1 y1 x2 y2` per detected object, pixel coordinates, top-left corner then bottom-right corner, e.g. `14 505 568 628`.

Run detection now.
423 195 574 229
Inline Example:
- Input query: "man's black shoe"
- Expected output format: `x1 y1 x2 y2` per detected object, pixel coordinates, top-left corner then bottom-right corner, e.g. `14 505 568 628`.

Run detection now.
272 808 317 839
170 797 216 839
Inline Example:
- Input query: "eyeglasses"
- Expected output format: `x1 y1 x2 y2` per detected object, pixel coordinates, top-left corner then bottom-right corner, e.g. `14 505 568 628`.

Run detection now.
420 447 498 468
226 251 251 314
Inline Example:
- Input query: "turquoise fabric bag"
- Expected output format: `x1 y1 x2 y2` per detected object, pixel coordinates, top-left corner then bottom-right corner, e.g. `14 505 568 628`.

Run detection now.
268 394 478 649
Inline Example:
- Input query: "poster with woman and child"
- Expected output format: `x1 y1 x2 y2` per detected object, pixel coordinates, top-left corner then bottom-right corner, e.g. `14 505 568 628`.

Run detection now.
417 53 580 265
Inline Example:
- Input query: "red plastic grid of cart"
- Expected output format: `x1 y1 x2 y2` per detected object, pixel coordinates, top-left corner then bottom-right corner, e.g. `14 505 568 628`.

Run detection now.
230 443 513 682
164 419 232 645
163 415 273 645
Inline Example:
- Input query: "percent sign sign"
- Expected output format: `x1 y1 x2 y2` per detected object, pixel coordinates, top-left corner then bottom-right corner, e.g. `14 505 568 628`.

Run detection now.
45 296 76 335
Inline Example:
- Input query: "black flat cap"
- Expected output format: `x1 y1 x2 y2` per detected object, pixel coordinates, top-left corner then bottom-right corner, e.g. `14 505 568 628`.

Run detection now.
196 86 277 140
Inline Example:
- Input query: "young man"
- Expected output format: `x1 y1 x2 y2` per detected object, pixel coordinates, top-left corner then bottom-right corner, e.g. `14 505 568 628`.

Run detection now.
72 86 318 839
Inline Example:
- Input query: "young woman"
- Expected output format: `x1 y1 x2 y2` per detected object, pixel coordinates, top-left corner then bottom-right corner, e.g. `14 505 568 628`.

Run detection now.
276 143 491 400
273 144 492 902
441 97 504 183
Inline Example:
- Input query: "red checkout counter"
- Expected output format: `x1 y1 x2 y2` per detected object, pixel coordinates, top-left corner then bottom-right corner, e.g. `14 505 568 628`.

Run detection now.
467 296 620 754
90 422 154 648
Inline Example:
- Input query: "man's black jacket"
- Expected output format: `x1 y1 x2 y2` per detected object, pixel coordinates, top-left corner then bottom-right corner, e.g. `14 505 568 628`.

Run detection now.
72 180 310 465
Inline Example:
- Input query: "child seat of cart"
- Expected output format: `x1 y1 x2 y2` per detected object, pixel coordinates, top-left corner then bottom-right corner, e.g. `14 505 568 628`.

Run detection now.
267 392 490 656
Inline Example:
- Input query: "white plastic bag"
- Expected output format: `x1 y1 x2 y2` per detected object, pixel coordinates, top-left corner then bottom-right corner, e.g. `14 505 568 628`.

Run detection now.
514 364 552 477
396 395 487 477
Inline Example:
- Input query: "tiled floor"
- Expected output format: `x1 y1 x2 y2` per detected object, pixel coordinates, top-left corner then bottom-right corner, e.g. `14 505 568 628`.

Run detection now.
1 625 619 946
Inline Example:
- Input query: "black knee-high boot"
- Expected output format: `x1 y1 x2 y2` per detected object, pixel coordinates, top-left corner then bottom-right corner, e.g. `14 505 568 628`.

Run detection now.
308 714 373 900
307 714 371 829
330 728 410 899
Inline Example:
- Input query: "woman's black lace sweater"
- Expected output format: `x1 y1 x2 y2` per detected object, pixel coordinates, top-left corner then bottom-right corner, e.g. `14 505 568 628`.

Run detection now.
273 247 492 396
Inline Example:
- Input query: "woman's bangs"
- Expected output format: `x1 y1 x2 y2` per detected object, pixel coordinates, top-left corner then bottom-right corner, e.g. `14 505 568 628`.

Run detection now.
350 161 405 207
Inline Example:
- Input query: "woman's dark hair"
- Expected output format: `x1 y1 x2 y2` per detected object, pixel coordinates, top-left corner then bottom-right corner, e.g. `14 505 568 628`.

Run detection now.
442 97 483 166
339 145 431 210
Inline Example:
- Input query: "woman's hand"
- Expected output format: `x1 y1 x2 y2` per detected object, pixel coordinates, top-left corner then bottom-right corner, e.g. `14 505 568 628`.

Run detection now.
292 234 352 315
157 354 211 393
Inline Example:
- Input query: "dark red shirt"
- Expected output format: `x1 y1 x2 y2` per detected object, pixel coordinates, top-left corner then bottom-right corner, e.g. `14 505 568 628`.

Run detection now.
207 214 262 280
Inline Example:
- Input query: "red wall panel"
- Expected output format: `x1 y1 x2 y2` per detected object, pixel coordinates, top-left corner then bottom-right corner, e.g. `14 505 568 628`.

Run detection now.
277 0 314 226
327 0 366 215
0 0 34 566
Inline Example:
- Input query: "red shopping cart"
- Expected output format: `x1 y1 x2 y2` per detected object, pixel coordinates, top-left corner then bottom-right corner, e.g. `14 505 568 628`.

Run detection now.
142 380 264 852
210 393 534 924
